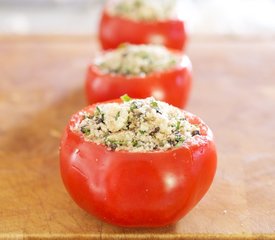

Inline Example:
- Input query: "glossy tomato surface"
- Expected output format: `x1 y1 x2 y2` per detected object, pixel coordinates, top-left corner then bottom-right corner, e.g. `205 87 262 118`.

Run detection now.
99 10 187 51
60 100 217 227
85 55 192 109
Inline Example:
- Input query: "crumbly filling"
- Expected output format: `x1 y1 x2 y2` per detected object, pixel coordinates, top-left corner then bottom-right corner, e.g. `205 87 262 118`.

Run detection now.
107 0 176 22
95 44 180 77
74 96 200 152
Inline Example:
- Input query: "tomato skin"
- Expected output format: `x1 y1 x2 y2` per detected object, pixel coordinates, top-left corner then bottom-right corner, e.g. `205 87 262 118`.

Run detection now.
99 10 187 51
60 102 217 227
85 55 192 109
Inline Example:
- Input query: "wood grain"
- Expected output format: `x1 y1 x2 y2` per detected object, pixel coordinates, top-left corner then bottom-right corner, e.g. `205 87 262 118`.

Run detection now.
0 36 274 239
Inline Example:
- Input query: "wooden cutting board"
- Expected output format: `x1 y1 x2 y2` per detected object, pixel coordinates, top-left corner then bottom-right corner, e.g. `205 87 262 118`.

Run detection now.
0 35 274 239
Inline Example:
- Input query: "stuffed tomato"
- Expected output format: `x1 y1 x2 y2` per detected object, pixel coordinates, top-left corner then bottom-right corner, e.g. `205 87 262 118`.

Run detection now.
99 0 187 50
60 96 217 227
85 44 192 109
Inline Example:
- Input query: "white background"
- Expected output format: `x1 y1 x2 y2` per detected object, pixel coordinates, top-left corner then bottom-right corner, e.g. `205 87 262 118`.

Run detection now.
0 0 275 36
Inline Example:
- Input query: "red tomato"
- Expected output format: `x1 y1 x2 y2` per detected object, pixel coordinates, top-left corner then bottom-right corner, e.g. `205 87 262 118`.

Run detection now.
85 54 192 109
99 10 187 51
60 100 217 227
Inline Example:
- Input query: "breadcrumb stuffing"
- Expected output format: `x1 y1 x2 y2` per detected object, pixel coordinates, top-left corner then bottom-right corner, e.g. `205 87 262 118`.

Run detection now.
107 0 176 22
74 97 200 152
94 44 181 77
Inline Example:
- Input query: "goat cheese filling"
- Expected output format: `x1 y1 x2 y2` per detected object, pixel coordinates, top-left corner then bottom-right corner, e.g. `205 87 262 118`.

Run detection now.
95 44 180 77
106 0 176 22
75 96 200 152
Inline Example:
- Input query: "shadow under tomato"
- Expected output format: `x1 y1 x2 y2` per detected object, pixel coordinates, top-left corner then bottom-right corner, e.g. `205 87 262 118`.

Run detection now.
105 222 177 234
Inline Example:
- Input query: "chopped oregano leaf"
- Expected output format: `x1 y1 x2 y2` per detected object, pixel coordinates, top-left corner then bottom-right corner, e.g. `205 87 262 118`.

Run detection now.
130 102 138 111
175 135 186 146
150 101 158 108
132 140 138 147
176 121 181 131
120 94 132 102
81 126 90 136
115 111 120 121
95 106 101 115
106 139 119 151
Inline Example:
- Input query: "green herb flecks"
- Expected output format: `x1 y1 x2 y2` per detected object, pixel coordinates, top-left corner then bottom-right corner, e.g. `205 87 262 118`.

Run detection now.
95 106 101 115
81 126 91 136
176 121 181 131
150 101 162 114
115 111 121 121
130 102 138 111
175 135 186 147
150 101 158 108
120 94 132 102
106 139 119 151
132 140 139 147
94 106 105 124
